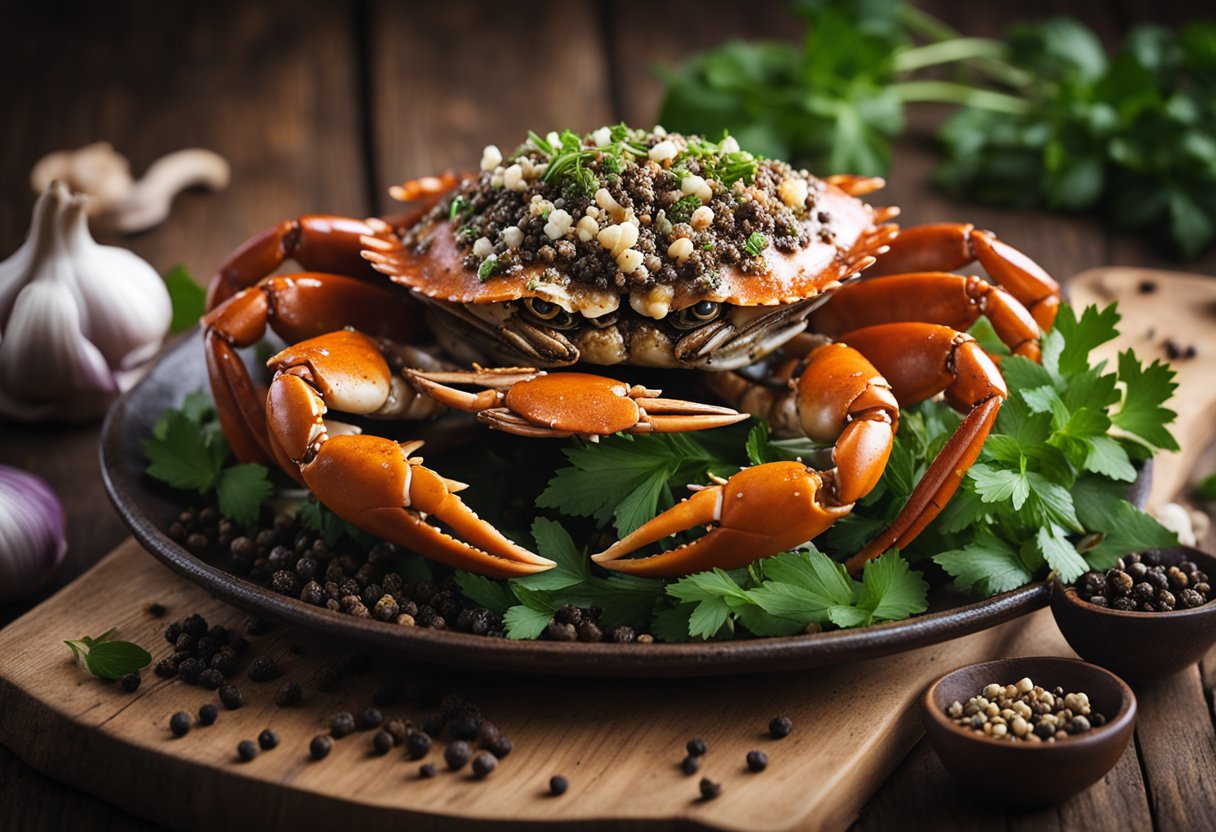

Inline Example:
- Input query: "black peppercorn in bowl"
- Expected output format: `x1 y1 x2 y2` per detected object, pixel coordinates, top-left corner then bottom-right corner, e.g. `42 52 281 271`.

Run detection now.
921 657 1136 807
1051 547 1216 682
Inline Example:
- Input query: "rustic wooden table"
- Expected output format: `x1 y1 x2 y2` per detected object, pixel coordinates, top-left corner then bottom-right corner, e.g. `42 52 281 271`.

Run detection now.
2 1 1214 829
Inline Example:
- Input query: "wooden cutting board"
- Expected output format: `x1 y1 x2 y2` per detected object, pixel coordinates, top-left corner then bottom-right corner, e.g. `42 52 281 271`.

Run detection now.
0 267 1213 832
0 540 1072 832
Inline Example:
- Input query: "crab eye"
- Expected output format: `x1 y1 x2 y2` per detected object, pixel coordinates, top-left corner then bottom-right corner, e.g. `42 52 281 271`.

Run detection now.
673 301 722 328
522 297 577 328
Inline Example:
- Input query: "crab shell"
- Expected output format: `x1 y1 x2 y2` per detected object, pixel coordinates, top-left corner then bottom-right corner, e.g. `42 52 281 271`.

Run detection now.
360 179 898 371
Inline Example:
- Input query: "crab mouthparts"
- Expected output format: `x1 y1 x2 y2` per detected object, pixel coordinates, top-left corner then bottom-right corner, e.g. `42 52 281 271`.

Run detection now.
674 298 821 369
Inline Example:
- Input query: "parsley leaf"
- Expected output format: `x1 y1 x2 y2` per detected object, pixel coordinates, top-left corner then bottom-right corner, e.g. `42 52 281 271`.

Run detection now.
934 529 1036 595
145 392 274 529
1111 351 1180 451
163 265 206 334
65 630 152 680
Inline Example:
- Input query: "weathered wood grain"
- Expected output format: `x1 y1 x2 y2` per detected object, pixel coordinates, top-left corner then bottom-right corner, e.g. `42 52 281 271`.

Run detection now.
368 0 613 214
0 540 1072 832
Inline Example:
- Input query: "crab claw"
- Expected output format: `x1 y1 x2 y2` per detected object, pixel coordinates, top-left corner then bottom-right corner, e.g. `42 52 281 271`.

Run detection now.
405 369 747 438
591 462 851 577
299 432 554 578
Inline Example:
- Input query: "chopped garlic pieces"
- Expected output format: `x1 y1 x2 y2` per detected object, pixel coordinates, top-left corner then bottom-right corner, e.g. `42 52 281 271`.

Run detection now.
472 237 493 258
690 205 715 231
597 222 639 257
503 164 527 192
501 226 523 248
648 140 678 163
594 188 625 221
592 126 612 147
480 145 502 172
544 209 573 240
680 174 712 204
779 177 808 209
617 248 644 274
575 215 599 242
629 284 675 320
667 237 694 265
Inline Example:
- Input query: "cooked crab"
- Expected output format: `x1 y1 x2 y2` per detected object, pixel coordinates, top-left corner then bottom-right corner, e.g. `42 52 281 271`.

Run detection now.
202 127 1058 579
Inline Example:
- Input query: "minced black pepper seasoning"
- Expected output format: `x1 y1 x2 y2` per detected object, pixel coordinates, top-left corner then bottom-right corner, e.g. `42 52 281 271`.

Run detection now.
414 126 828 299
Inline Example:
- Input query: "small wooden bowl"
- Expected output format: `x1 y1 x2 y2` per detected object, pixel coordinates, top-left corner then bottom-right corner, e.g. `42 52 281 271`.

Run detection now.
921 657 1136 807
1051 547 1216 681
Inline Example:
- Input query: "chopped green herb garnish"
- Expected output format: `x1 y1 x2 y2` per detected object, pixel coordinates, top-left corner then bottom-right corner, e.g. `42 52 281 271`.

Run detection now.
145 391 273 528
449 195 468 220
668 193 703 224
745 232 768 257
477 255 501 281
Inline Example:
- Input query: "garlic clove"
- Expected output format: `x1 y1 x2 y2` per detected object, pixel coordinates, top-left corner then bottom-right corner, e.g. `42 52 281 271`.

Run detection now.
0 279 117 420
98 148 231 234
0 465 67 603
30 142 135 214
61 194 171 370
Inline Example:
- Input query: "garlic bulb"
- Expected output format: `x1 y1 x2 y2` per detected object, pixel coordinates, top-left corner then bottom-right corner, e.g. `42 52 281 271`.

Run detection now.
0 466 67 602
0 181 171 421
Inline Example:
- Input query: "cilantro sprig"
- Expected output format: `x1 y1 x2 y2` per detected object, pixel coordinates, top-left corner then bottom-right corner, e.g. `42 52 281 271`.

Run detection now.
659 2 1216 257
65 630 152 680
145 391 274 528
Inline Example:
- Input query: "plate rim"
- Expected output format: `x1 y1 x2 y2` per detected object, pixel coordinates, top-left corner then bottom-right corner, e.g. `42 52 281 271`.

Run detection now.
100 331 1121 677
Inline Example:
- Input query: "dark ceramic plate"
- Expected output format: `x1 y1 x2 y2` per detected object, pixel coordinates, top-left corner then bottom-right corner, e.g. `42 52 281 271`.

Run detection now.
100 331 1150 677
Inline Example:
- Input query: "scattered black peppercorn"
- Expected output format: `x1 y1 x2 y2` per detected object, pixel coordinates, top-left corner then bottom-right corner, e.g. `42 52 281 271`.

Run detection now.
358 707 384 730
407 731 433 760
419 763 437 778
330 712 356 738
472 751 497 779
747 750 768 772
445 740 472 770
680 755 701 775
373 730 394 756
699 778 722 800
154 659 178 679
421 712 447 737
198 703 218 726
237 740 258 762
487 737 513 759
686 738 707 757
218 684 244 710
120 673 141 693
310 735 333 760
476 722 501 748
769 716 793 739
449 715 481 741
383 719 409 745
549 775 569 796
274 681 303 707
169 712 192 737
247 656 282 683
258 729 280 750
145 602 167 618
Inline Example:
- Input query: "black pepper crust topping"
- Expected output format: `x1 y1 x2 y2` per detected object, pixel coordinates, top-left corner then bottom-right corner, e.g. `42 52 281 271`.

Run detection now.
405 126 836 294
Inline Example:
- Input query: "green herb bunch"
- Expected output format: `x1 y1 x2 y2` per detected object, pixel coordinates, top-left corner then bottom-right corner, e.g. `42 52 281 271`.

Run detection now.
658 0 1216 257
145 390 274 527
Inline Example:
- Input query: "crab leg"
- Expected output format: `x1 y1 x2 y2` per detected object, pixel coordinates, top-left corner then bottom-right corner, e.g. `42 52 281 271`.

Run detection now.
867 223 1060 329
596 323 1007 577
592 344 895 577
405 369 747 439
840 323 1006 571
203 272 431 468
811 272 1043 361
266 330 552 577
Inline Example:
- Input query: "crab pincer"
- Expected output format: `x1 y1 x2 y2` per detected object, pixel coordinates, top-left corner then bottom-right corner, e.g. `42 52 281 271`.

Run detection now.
264 330 554 577
404 369 747 439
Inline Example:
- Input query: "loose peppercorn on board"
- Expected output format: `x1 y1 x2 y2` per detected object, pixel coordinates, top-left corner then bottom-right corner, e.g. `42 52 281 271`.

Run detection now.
0 539 1080 832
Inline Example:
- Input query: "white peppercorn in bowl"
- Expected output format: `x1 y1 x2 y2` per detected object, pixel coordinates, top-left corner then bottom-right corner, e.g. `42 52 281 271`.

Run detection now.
1051 546 1216 681
921 657 1136 807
